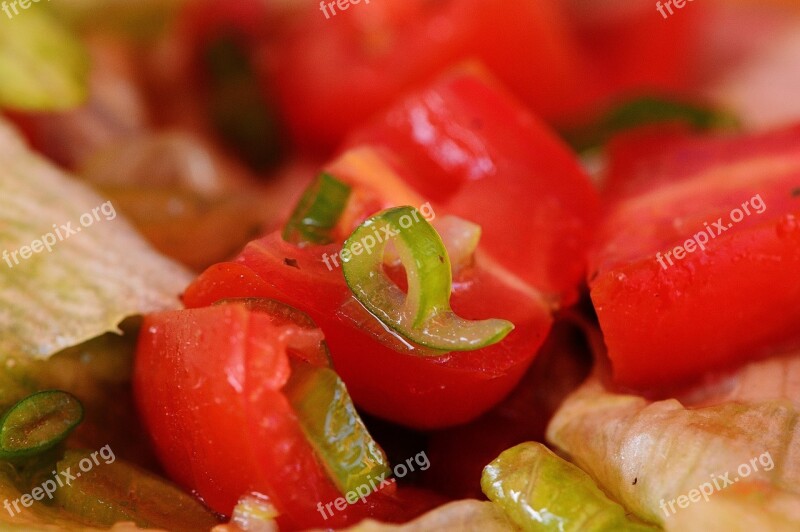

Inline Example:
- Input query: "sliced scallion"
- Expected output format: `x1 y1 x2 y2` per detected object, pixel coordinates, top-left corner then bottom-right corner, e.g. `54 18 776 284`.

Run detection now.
282 173 352 246
284 361 391 496
0 390 84 459
341 206 513 352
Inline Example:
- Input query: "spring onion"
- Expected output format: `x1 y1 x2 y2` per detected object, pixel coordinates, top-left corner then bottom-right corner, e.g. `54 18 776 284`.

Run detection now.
284 360 391 496
0 390 83 459
342 206 513 352
282 173 352 245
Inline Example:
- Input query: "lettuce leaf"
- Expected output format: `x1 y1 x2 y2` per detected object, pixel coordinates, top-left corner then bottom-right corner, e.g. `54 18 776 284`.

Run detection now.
547 351 800 531
0 8 89 110
0 118 192 358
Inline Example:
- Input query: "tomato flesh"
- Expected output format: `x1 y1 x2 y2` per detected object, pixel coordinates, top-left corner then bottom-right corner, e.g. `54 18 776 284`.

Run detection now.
590 125 800 390
134 303 394 529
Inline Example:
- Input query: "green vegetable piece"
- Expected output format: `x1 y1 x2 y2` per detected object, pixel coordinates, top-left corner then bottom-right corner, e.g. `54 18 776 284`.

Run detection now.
482 442 659 532
205 35 283 170
283 172 352 245
342 206 513 352
0 390 83 459
0 9 90 110
566 95 739 152
54 449 218 532
284 361 391 496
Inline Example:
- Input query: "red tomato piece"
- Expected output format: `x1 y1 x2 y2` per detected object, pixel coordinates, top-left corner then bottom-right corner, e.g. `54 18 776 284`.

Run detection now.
185 72 601 428
134 302 395 529
184 231 553 429
344 70 601 307
269 0 593 151
590 124 800 391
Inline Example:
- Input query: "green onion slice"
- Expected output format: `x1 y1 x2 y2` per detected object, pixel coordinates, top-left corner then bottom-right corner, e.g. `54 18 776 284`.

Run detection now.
282 173 352 246
566 95 740 152
284 360 391 496
342 206 513 352
0 390 84 459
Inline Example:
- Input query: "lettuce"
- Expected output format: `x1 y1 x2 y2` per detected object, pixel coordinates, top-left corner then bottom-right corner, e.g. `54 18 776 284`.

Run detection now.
0 118 192 358
547 352 800 531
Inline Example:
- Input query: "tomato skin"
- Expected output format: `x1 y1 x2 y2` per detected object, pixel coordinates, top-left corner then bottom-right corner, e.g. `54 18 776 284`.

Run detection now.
344 71 601 307
184 232 553 429
590 125 800 390
134 304 392 529
269 0 592 151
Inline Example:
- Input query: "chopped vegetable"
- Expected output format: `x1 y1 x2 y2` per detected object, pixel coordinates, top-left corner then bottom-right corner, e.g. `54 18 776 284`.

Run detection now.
0 391 83 460
342 206 513 352
134 301 398 528
482 442 657 531
283 173 352 246
589 124 800 390
284 361 391 495
0 9 89 110
214 297 331 366
566 96 740 151
547 354 800 528
0 118 192 359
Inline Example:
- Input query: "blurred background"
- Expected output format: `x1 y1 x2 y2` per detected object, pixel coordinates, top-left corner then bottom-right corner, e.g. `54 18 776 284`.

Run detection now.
4 0 800 272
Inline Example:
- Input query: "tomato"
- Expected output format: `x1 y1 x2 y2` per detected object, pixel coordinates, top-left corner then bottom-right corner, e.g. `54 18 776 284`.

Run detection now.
269 0 594 151
568 2 706 111
184 232 553 429
344 70 601 307
184 72 600 428
589 124 800 391
134 302 399 529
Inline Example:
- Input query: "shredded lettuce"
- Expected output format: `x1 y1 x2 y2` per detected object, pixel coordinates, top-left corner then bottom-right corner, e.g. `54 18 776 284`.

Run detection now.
0 118 192 358
0 8 89 110
547 352 800 531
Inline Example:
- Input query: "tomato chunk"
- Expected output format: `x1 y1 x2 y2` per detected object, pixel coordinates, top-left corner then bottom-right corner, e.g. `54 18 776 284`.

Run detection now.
184 232 553 429
134 301 397 529
269 0 593 150
344 70 601 307
590 125 800 390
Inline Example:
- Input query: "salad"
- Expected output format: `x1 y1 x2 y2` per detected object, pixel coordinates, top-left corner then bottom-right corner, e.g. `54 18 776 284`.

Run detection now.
1 0 800 531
